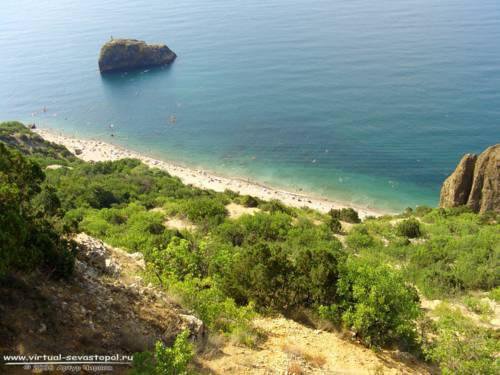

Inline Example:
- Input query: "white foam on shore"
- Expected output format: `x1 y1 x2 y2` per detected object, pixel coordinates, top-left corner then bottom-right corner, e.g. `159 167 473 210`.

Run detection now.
34 128 392 218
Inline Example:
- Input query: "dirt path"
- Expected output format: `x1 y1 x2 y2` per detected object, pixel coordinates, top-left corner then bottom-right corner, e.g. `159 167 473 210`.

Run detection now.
200 317 432 374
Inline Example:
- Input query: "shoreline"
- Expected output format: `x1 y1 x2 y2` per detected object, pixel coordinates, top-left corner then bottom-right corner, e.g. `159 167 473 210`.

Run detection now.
34 127 392 218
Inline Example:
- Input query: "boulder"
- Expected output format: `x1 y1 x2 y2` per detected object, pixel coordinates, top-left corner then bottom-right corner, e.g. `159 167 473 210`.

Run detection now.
98 38 176 73
179 314 205 342
440 144 499 213
467 145 499 213
439 154 477 208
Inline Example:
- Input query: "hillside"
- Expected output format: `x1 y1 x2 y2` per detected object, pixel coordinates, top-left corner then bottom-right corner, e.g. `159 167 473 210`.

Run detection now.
1 234 202 374
0 121 498 374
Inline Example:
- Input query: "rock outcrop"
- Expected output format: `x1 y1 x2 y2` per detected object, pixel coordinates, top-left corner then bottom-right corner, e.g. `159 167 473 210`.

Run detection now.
439 154 477 208
440 144 499 213
98 38 176 73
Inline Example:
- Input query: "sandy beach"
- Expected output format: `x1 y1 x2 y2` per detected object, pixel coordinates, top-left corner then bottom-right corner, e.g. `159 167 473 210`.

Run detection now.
34 128 390 218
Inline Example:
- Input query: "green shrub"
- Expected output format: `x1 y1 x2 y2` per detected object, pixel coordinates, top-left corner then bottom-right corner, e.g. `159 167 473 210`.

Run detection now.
216 242 296 309
406 225 499 298
215 241 343 311
178 197 227 226
0 143 74 278
260 199 294 215
131 331 194 375
424 305 499 374
209 218 344 312
149 237 202 280
489 287 500 302
322 257 421 347
0 121 77 163
462 296 493 316
165 276 256 335
80 203 173 254
328 208 361 223
396 218 422 238
346 226 376 249
414 205 432 217
239 195 259 208
327 216 342 234
216 212 292 245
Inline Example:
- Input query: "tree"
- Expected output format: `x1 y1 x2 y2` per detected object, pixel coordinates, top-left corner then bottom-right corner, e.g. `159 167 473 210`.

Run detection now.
0 143 74 278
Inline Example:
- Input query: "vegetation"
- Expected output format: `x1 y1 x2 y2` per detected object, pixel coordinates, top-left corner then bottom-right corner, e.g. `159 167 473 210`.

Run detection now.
396 218 422 238
328 207 361 223
349 208 499 299
424 304 499 374
0 142 75 278
320 257 421 347
1 122 498 374
462 296 493 317
131 330 194 375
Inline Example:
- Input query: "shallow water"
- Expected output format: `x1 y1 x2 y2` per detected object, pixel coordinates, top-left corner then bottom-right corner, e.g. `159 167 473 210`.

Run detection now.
1 0 499 211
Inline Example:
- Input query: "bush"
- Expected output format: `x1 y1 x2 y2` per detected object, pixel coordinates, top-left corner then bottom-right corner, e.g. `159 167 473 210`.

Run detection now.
328 208 361 223
397 218 422 238
414 205 432 217
489 287 500 302
215 241 343 311
260 199 294 215
406 225 499 298
149 237 202 280
216 212 292 245
80 203 173 254
178 197 227 226
424 305 499 374
321 257 421 347
346 226 376 249
165 276 256 335
327 216 342 234
0 143 74 278
462 296 493 316
216 242 296 309
239 195 259 208
131 331 194 375
210 218 344 312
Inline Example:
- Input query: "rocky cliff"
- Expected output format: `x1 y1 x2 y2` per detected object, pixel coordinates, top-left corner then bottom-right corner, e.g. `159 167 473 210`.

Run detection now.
0 233 204 364
440 144 499 213
98 39 176 73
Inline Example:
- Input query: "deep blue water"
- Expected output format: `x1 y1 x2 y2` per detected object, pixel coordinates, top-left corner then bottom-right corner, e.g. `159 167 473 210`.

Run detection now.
1 0 499 212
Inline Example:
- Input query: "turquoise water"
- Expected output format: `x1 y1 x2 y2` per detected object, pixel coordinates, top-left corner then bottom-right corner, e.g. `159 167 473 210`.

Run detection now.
1 0 499 212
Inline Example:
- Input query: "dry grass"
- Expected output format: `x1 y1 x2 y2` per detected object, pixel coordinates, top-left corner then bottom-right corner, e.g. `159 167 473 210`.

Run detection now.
282 342 327 368
287 361 304 375
163 217 196 231
200 333 227 359
226 203 260 219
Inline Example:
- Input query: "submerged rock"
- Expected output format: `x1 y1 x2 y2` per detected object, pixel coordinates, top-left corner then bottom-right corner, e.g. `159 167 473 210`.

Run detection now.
98 38 176 73
440 144 499 213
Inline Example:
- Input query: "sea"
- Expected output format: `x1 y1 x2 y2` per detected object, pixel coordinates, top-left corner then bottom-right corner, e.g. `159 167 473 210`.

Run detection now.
1 0 499 212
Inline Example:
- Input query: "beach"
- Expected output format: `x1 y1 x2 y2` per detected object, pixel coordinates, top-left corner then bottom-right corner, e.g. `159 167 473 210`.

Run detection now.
34 128 390 218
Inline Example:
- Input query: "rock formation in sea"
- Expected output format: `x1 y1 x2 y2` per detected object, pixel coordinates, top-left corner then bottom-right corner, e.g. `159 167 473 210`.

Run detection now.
98 38 176 73
440 144 499 213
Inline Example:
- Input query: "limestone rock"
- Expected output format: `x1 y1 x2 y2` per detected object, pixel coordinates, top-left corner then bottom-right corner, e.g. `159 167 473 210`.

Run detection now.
440 144 499 213
439 154 477 208
98 39 176 73
467 145 499 213
75 233 108 271
179 314 206 342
